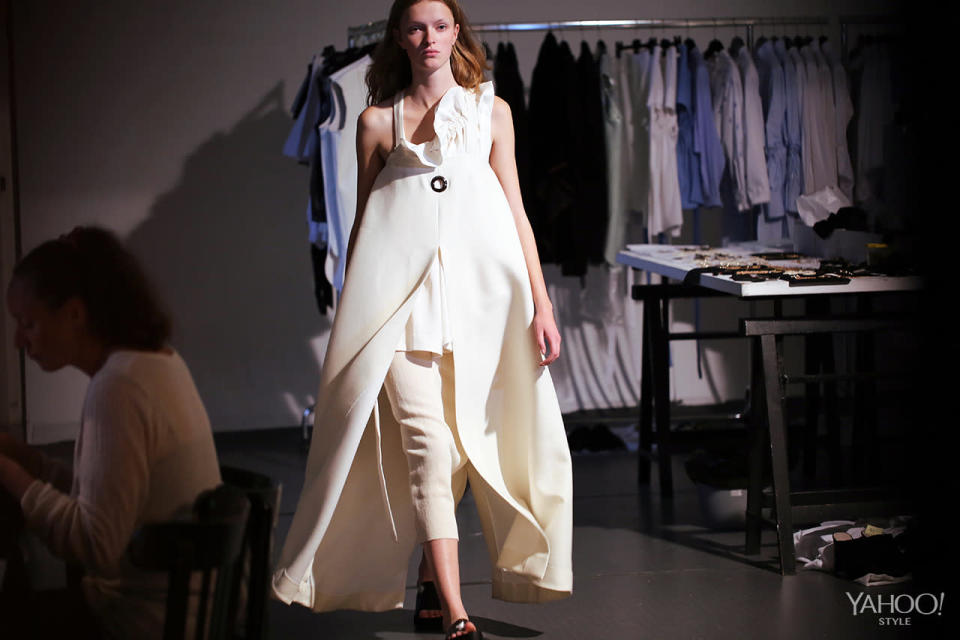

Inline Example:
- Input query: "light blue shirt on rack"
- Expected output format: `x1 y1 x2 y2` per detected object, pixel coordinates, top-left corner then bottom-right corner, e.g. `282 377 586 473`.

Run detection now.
676 43 703 210
784 43 805 212
689 45 724 208
755 40 787 221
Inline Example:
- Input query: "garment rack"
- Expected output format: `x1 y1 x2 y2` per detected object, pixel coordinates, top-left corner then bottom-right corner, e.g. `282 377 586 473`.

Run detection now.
347 16 832 50
838 14 903 62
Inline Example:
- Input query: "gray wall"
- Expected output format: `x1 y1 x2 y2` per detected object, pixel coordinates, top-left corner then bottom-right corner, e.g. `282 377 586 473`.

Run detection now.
9 0 900 442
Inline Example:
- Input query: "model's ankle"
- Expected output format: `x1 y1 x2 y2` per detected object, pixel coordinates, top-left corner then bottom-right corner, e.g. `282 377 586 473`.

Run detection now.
418 554 436 583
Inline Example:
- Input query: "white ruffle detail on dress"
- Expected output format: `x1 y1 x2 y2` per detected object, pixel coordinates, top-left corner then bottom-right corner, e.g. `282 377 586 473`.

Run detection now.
396 82 495 168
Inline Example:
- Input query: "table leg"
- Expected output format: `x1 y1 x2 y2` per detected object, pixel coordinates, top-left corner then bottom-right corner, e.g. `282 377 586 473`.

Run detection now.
820 337 842 486
638 298 654 486
652 290 673 499
760 333 796 575
853 297 878 481
803 334 821 483
745 338 766 556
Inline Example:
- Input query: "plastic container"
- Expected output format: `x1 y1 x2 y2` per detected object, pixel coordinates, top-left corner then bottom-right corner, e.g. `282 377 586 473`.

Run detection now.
694 484 748 529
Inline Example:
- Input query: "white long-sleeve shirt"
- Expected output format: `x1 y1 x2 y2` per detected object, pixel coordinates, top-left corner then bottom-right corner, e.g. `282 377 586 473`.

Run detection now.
800 42 839 194
823 40 855 200
21 350 221 640
735 47 771 207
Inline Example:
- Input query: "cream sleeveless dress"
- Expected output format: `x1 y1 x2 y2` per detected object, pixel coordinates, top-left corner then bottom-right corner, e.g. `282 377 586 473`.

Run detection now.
272 81 573 612
396 88 453 354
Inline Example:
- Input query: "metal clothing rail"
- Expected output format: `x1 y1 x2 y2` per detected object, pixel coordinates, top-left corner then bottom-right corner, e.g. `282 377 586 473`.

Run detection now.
838 14 903 57
471 17 828 32
347 16 831 50
347 20 387 48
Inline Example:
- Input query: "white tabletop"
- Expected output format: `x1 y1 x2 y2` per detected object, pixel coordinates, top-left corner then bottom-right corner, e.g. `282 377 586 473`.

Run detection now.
616 244 924 298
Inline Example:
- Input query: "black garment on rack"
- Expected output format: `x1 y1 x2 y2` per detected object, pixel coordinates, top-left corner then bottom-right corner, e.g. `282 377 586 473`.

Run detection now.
493 42 531 206
572 41 608 273
310 243 334 315
528 33 572 265
527 33 580 269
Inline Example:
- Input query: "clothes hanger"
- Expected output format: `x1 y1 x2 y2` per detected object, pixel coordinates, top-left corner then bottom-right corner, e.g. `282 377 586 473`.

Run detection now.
705 39 724 59
483 41 494 61
705 20 724 59
729 35 744 56
580 38 593 60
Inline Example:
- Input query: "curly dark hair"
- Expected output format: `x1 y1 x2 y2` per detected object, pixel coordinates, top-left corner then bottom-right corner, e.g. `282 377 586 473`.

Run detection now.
11 226 171 350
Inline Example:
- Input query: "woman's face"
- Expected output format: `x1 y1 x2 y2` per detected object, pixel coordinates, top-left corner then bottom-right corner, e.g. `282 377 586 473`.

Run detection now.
6 278 84 372
396 1 459 72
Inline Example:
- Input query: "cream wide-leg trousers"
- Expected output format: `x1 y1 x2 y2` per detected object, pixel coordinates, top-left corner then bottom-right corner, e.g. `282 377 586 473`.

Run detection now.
384 350 473 543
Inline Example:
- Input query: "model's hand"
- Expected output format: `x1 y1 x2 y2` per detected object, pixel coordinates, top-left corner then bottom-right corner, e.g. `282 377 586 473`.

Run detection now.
534 309 561 366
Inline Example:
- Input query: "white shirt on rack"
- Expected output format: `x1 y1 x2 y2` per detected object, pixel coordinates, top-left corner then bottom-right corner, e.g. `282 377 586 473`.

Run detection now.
823 40 855 200
735 46 771 207
627 47 653 214
322 54 372 293
647 44 683 237
800 42 837 194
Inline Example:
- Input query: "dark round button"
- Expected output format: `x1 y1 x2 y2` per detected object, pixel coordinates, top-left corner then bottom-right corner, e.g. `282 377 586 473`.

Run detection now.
430 176 448 193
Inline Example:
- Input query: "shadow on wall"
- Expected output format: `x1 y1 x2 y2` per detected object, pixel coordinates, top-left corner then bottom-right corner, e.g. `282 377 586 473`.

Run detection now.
545 264 642 413
127 83 328 431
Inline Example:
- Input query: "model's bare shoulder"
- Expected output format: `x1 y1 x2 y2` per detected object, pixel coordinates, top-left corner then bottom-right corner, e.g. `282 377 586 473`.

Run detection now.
492 94 511 117
357 102 394 157
358 102 392 134
490 95 514 142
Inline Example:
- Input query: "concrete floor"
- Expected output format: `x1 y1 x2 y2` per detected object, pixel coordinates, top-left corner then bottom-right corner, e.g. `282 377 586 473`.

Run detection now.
212 427 947 640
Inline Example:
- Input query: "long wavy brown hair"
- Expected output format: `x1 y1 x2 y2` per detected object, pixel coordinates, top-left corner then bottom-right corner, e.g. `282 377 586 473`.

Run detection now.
365 0 488 106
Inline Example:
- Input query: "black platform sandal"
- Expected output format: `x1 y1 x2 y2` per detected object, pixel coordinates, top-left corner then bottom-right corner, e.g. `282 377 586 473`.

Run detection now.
445 618 483 640
414 581 444 632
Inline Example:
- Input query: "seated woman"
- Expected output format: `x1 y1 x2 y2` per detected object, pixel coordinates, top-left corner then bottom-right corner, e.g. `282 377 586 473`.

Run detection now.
0 226 221 639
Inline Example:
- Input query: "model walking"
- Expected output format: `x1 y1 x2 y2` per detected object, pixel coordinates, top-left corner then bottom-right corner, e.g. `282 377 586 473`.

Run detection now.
272 2 573 638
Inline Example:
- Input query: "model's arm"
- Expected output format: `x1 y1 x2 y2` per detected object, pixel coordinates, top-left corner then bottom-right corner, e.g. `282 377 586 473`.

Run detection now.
489 96 561 366
345 105 389 274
